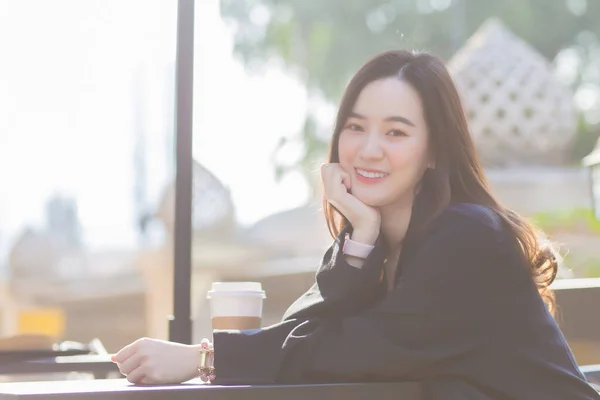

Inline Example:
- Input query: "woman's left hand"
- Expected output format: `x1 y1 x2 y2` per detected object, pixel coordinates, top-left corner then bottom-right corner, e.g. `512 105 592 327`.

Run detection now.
112 337 202 385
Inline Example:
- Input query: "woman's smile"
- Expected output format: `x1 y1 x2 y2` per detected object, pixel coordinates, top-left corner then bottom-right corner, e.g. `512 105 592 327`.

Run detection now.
355 168 389 184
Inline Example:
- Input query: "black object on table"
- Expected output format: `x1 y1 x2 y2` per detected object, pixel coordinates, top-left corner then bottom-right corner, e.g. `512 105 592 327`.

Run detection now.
0 379 424 400
0 355 119 379
0 349 90 364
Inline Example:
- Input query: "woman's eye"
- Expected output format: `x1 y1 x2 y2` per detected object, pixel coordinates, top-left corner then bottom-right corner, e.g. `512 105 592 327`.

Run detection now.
388 129 406 137
346 123 363 131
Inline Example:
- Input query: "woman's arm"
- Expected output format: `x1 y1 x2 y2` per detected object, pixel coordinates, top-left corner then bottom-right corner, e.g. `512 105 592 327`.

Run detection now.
281 226 388 321
284 163 386 321
213 208 529 385
110 227 388 385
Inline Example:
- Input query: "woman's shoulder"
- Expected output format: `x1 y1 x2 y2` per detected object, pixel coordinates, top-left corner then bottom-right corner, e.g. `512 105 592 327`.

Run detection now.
421 202 509 248
410 203 522 278
435 202 505 234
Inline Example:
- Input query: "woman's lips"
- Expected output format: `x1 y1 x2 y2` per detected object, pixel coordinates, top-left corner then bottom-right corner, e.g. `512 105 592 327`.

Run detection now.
355 168 388 184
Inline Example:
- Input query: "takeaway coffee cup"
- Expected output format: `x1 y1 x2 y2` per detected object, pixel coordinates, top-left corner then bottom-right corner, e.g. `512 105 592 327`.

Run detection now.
207 282 266 330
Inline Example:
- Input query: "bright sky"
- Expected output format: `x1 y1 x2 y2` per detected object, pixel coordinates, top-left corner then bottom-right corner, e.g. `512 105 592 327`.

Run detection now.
0 0 310 252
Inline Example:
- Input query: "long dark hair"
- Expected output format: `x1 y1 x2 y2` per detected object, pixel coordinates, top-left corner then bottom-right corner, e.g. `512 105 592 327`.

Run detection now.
323 50 558 314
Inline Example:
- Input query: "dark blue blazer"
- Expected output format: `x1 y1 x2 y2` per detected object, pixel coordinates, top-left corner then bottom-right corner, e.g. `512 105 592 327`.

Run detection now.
212 203 600 399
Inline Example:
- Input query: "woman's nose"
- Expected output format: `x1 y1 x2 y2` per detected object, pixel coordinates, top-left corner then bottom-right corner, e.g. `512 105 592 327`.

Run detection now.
359 132 384 160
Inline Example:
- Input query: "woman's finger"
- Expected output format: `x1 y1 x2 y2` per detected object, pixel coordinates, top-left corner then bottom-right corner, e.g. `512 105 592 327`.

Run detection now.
119 353 142 376
340 169 352 190
125 365 146 385
322 164 345 191
113 341 138 364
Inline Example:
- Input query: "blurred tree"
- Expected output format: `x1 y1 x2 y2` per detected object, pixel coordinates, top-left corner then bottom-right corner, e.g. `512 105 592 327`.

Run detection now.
221 0 600 185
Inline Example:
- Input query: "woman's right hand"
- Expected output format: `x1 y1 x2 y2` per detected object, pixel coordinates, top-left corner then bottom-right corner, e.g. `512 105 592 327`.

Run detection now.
321 163 381 244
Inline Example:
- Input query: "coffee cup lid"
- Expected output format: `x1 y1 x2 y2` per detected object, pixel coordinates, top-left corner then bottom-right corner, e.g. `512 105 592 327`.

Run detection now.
207 282 266 298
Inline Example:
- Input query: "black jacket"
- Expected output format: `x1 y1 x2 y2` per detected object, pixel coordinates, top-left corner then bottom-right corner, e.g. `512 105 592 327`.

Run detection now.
212 203 600 399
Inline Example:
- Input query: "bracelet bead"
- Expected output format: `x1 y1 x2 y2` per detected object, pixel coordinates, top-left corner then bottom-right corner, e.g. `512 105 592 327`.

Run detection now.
198 340 215 383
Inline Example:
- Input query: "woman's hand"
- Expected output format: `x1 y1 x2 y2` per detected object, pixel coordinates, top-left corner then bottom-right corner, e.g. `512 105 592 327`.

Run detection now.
321 163 381 243
112 338 202 385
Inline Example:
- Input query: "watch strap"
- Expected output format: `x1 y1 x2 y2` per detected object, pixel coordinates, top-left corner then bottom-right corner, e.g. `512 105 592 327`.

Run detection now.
342 233 375 259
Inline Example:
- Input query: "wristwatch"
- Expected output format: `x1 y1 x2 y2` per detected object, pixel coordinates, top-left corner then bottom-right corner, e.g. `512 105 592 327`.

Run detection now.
342 233 375 259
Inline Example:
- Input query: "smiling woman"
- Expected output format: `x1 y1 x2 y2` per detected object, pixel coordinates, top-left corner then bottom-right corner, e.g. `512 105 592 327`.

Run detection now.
113 50 600 400
338 78 433 213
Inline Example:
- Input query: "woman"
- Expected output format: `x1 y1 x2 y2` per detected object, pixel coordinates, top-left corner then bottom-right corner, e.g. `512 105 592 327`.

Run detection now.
112 50 600 399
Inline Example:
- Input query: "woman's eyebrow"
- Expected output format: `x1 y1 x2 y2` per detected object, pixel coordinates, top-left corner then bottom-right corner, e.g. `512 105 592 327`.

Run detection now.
348 111 416 127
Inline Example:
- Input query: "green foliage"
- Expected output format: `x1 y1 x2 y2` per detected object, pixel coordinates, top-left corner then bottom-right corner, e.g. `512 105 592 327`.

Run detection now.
222 0 600 98
220 0 600 185
569 114 600 163
580 258 600 278
531 208 600 235
531 208 600 278
272 114 329 185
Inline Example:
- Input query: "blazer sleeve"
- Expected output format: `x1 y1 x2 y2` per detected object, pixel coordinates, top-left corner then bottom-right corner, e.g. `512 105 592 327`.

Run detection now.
282 226 388 321
212 210 529 385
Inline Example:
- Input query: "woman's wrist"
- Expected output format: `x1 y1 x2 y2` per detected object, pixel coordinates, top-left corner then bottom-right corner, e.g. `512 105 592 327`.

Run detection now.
351 225 379 246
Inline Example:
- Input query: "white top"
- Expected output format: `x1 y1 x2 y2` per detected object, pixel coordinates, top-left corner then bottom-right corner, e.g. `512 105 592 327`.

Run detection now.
207 282 266 298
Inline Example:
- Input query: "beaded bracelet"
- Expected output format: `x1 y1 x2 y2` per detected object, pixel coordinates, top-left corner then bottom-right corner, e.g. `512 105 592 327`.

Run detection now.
198 340 216 383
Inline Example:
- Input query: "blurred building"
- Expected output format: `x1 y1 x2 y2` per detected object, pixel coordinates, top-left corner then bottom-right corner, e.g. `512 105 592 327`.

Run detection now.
448 18 577 166
138 160 270 341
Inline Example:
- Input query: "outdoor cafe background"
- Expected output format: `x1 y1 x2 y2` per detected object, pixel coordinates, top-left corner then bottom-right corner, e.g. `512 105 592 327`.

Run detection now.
0 0 599 380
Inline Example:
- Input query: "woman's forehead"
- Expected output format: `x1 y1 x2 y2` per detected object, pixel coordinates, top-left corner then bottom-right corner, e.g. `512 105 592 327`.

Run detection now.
352 78 424 121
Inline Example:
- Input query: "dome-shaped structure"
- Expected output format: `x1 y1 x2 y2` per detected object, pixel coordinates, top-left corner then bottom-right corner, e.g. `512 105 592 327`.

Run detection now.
156 161 235 237
9 229 76 281
247 205 331 258
448 18 577 166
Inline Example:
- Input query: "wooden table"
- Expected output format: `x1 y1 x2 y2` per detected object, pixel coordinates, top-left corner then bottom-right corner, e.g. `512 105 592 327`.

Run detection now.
0 378 424 399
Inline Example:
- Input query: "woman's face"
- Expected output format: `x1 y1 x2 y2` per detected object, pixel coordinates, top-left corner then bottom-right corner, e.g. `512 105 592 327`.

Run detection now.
338 77 433 210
